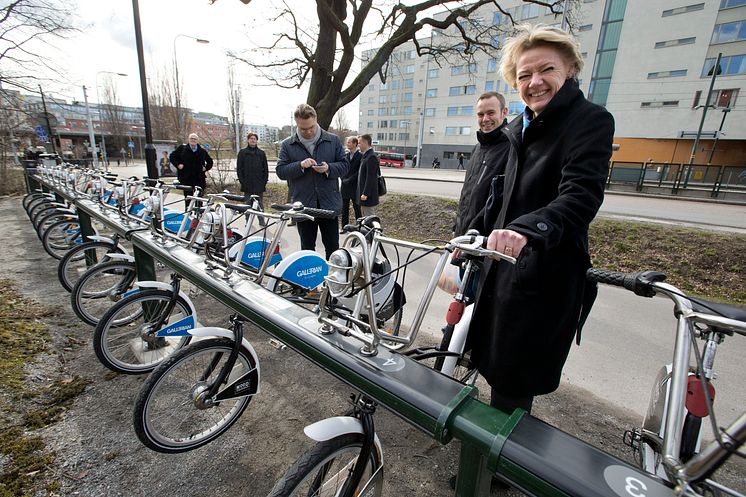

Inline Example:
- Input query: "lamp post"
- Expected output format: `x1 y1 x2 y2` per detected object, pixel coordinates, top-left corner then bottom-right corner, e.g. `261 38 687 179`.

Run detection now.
82 85 99 169
173 34 210 142
96 71 127 172
707 107 730 165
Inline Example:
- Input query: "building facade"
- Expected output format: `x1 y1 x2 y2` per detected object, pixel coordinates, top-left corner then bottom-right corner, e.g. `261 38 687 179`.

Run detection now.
358 0 746 168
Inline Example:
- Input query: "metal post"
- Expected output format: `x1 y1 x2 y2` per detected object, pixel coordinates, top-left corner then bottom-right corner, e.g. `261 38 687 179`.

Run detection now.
707 107 730 165
415 32 433 169
39 85 58 154
132 0 159 180
685 53 721 188
82 86 100 169
234 87 241 154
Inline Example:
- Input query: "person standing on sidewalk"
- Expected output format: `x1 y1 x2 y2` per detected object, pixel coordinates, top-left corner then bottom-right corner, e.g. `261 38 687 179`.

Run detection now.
276 103 348 258
357 134 380 217
236 132 269 223
170 133 213 206
340 136 362 230
457 153 465 170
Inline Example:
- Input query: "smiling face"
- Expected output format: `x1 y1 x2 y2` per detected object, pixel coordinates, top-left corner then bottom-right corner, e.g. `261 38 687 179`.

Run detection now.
248 135 258 147
188 135 199 147
295 116 318 140
516 45 574 115
476 96 508 133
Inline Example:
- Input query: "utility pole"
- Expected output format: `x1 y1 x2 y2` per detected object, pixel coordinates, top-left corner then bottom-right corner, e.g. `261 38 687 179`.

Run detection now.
234 86 241 154
82 86 100 169
707 107 730 165
684 53 721 189
39 85 58 154
132 0 158 179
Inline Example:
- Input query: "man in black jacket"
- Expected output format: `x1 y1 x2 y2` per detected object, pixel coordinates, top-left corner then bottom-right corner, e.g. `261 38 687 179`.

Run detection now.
454 91 510 236
357 134 380 216
340 136 362 230
169 133 213 191
236 132 269 222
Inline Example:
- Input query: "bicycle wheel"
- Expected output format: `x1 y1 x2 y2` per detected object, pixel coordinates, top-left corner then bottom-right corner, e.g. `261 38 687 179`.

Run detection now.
267 433 383 497
41 218 81 259
57 241 122 292
70 261 137 326
36 211 75 239
93 289 192 374
133 337 257 453
23 192 48 211
27 197 54 220
412 350 478 385
30 202 62 226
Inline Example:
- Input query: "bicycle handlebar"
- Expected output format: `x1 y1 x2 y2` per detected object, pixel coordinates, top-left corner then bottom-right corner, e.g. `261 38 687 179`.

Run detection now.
586 268 666 298
271 202 336 220
448 234 517 264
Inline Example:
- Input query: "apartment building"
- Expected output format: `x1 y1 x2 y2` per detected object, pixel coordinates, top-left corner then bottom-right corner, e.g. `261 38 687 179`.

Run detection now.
358 0 746 168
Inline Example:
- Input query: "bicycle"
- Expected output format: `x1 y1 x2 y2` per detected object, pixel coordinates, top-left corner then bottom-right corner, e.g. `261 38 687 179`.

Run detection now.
587 269 746 497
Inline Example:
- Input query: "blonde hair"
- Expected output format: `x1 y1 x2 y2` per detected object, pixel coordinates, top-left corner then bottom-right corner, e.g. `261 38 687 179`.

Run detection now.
294 103 317 120
188 133 199 140
499 24 584 88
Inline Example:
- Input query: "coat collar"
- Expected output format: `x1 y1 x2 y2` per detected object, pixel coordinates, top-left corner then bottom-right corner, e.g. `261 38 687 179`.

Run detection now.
287 127 334 146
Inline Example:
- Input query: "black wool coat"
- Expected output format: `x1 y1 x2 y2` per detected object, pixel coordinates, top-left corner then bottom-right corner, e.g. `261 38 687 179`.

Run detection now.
236 146 269 195
341 150 362 200
357 149 380 207
466 79 614 397
454 123 510 236
169 144 213 190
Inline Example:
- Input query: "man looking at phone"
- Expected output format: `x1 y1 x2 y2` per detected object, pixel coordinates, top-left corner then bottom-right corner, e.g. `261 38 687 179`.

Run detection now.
276 103 348 258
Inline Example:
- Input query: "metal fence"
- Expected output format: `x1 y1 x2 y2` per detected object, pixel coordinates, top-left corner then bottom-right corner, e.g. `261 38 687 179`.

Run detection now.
606 161 746 201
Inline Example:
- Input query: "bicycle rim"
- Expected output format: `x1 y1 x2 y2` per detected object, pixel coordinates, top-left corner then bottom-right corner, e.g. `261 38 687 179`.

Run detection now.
71 261 136 326
93 290 191 374
133 338 255 453
42 219 81 259
268 434 383 497
58 242 120 292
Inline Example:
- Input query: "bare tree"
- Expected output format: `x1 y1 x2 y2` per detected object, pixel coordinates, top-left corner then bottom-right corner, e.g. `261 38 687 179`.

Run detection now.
100 76 129 154
0 0 79 92
226 65 244 153
146 63 193 143
221 0 568 128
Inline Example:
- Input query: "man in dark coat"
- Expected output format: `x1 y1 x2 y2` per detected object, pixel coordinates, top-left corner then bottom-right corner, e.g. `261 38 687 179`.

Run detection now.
169 133 213 191
454 91 510 236
340 136 362 230
466 25 614 414
236 132 269 221
357 134 380 216
276 104 348 258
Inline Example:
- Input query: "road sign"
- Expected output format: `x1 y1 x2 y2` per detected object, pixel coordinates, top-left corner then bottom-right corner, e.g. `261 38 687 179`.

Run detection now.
35 125 48 142
127 141 135 149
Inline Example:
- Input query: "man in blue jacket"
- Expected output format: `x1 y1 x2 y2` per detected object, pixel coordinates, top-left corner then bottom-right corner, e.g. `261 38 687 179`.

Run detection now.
276 104 348 258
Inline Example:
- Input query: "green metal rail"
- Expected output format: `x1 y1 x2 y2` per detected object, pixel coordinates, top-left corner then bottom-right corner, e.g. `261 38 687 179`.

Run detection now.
31 174 675 497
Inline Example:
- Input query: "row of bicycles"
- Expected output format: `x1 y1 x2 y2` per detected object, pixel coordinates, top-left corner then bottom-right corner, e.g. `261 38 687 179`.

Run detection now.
24 162 746 497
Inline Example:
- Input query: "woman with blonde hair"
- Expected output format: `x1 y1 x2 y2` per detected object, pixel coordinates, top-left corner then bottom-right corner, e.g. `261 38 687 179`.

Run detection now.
466 24 615 416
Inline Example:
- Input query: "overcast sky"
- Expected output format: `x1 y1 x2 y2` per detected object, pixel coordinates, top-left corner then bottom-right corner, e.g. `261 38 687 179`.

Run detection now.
38 0 360 128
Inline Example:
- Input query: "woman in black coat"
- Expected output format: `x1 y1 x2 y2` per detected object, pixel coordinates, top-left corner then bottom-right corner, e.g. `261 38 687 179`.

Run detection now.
466 25 614 413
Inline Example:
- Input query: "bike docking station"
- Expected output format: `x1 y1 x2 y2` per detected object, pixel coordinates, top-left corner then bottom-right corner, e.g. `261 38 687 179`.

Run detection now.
28 170 678 497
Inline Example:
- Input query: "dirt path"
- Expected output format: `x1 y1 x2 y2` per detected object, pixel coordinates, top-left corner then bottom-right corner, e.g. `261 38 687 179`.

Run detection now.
1 196 742 497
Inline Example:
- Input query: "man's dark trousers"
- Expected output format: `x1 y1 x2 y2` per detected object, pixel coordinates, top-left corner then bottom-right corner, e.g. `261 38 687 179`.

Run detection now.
296 217 339 259
341 198 362 228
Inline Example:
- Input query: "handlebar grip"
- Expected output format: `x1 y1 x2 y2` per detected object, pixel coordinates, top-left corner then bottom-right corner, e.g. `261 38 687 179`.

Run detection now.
300 207 336 219
219 193 246 202
586 268 666 298
271 203 293 212
223 203 252 213
173 184 194 193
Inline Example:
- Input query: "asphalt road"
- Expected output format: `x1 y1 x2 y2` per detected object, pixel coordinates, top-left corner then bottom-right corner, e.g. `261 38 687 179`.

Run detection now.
109 161 746 431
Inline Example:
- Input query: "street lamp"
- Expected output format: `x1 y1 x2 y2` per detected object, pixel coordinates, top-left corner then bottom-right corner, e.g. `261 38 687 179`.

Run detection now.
173 34 210 142
96 71 127 171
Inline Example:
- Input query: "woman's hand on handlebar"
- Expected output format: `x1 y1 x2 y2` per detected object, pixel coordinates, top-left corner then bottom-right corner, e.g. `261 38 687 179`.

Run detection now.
486 229 527 258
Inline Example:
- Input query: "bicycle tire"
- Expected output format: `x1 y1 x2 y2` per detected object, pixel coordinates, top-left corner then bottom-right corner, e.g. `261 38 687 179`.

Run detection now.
36 211 76 239
133 337 256 453
23 193 48 211
31 202 63 226
70 260 137 326
57 241 122 292
93 289 192 374
267 433 383 497
41 218 81 260
28 199 55 222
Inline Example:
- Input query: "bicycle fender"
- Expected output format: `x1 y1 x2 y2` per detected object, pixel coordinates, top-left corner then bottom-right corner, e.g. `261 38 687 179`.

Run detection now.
105 253 135 263
87 235 116 245
304 417 383 456
265 250 328 291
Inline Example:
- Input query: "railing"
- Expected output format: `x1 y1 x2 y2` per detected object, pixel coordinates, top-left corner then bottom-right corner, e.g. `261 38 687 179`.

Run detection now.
606 161 746 200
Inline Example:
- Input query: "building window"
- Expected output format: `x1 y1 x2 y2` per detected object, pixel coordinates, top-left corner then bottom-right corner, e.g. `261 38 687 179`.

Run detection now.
428 68 439 78
451 65 465 76
380 82 388 90
388 133 396 140
521 3 540 18
449 86 460 96
390 120 398 128
400 120 411 128
578 24 593 32
366 121 374 128
402 92 413 102
367 97 374 104
390 94 398 103
445 126 472 135
424 107 436 117
443 151 454 159
508 101 526 114
493 11 503 25
398 133 410 141
426 88 438 97
379 120 388 128
376 133 385 141
711 20 746 44
404 78 413 88
367 109 374 116
640 101 680 107
693 88 739 108
379 95 387 104
390 107 398 115
405 64 415 74
378 108 388 116
654 37 696 48
719 0 745 8
487 58 497 72
391 80 400 90
447 106 458 116
485 81 495 91
647 69 687 79
402 106 413 115
368 84 376 91
702 54 746 76
662 3 704 16
460 105 474 115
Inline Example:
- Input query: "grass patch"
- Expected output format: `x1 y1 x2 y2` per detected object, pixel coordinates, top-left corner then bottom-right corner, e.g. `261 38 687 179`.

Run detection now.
0 280 89 497
0 166 28 197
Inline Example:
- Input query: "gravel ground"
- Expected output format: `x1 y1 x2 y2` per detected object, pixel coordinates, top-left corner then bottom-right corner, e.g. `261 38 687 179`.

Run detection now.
1 196 743 497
